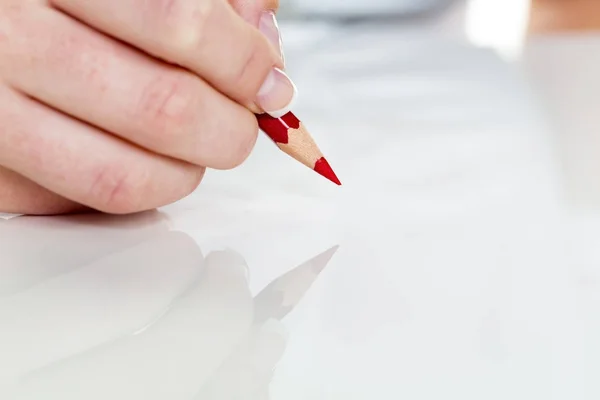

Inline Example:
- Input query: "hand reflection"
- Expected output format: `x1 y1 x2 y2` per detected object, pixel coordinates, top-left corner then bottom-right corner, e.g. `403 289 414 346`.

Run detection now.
0 211 338 400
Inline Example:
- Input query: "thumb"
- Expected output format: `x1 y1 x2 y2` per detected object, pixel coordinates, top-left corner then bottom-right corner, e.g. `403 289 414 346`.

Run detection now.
229 0 284 65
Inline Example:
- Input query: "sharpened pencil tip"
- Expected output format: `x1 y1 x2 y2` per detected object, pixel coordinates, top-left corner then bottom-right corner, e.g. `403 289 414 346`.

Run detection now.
314 157 342 185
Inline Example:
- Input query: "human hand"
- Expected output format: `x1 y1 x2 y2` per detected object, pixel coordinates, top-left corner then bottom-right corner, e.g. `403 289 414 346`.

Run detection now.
0 0 292 215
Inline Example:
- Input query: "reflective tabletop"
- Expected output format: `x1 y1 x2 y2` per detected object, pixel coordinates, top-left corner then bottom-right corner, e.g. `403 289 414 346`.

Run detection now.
1 23 599 399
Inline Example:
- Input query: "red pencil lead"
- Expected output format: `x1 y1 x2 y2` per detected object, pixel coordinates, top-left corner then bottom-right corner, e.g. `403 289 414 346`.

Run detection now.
314 157 342 185
256 112 341 185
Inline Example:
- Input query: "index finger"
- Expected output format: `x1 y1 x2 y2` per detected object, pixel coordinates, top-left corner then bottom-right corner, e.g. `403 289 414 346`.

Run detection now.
51 0 284 108
228 0 284 63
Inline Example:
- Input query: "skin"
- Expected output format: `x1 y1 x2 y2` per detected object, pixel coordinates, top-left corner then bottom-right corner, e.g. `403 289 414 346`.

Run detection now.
529 0 600 32
0 0 281 215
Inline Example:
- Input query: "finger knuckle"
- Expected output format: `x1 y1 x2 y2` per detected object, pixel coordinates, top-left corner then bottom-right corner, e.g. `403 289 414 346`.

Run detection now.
0 4 31 63
0 6 14 46
89 163 146 214
158 0 215 52
137 74 198 147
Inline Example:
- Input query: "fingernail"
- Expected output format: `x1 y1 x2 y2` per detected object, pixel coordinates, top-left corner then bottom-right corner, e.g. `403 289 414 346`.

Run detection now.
259 11 285 65
256 68 297 119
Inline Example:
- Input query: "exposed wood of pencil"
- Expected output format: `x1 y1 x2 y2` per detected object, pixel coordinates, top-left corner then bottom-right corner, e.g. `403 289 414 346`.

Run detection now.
256 112 341 185
276 123 322 169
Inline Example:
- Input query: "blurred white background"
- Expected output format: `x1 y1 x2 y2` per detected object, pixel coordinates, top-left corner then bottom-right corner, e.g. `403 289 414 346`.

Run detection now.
279 0 532 58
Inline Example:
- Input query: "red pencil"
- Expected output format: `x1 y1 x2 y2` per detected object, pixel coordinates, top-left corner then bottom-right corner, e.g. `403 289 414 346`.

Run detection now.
256 112 341 185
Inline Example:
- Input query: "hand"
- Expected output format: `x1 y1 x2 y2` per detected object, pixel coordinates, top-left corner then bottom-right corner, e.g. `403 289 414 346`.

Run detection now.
0 0 293 215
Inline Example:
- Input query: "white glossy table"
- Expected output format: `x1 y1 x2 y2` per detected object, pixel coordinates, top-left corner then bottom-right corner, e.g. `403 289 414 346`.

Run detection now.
1 24 598 399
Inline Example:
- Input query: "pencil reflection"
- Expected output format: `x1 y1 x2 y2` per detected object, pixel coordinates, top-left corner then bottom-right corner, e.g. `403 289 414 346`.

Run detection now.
0 212 338 400
195 245 339 400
